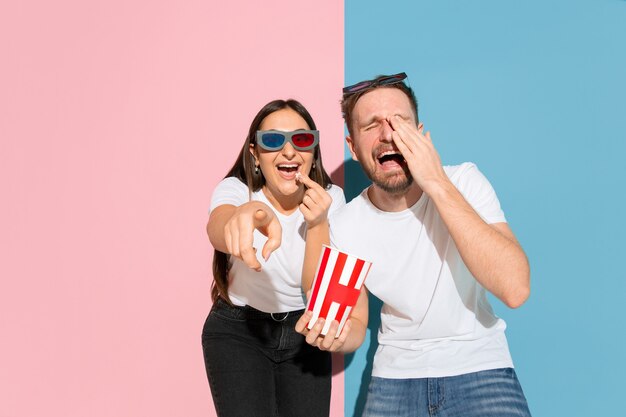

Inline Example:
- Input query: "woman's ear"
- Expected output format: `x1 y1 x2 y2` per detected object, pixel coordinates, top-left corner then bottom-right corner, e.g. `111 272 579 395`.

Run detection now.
249 143 258 164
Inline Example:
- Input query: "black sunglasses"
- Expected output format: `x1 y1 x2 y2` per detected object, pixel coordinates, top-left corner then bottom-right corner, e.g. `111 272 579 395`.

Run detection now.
342 72 407 96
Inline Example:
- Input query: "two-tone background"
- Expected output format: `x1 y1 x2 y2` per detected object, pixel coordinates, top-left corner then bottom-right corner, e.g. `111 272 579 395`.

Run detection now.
1 1 624 416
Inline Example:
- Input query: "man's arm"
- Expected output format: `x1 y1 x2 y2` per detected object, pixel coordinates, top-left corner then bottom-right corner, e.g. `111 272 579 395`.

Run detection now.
427 183 530 308
389 116 530 308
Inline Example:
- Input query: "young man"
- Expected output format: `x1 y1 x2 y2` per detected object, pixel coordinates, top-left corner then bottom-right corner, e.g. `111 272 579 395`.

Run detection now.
297 73 532 416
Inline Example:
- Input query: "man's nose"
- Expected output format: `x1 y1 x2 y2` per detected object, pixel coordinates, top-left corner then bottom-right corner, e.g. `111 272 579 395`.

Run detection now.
380 119 394 142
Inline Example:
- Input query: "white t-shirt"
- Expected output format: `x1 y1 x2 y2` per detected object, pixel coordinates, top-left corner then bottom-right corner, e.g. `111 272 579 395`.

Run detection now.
329 162 514 378
210 177 346 313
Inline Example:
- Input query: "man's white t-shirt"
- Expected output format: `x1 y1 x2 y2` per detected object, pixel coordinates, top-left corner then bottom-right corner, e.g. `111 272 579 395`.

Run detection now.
329 163 515 378
210 177 346 313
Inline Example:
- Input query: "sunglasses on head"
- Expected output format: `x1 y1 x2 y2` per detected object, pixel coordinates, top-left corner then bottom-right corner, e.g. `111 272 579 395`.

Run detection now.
255 130 319 151
342 72 408 96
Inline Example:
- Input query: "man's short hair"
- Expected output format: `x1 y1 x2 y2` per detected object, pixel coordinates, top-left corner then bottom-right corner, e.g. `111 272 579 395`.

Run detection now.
341 75 419 137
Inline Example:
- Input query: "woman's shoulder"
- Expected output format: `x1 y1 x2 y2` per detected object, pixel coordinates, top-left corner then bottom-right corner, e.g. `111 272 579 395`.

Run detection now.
217 176 247 190
210 177 249 211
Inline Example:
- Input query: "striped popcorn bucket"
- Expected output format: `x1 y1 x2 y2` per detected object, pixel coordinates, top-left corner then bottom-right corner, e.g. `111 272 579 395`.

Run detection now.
306 245 372 337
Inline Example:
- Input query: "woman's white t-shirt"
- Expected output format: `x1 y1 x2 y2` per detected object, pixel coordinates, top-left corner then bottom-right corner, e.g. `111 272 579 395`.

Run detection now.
210 177 346 313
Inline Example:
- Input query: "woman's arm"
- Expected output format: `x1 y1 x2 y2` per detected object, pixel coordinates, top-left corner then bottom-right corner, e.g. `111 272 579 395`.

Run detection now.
297 173 333 292
207 201 282 271
295 287 369 353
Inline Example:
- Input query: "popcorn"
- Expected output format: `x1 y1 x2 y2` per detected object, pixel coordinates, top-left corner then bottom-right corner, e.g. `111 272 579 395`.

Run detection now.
306 245 372 337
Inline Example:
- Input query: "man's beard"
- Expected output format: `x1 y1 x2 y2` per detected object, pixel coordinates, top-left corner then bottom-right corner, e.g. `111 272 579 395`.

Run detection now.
365 164 414 194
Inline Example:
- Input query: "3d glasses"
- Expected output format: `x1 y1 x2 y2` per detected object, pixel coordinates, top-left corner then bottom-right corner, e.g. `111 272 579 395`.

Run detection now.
255 130 319 151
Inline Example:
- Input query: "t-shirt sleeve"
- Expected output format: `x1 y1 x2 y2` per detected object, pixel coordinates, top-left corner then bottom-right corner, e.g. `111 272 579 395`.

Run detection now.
455 163 507 224
327 185 347 215
329 213 341 249
209 177 250 212
328 205 349 250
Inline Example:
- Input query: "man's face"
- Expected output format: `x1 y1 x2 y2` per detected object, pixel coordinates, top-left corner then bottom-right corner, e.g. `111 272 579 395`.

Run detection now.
347 88 418 194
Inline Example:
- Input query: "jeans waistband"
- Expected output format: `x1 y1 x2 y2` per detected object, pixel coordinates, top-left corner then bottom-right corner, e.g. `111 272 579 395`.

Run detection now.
214 297 304 322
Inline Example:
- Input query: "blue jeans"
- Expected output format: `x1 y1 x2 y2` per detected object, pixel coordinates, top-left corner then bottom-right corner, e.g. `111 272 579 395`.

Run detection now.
201 299 332 417
363 368 531 417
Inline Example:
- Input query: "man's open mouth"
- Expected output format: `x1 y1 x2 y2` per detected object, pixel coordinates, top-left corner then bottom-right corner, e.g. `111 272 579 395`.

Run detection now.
377 151 405 168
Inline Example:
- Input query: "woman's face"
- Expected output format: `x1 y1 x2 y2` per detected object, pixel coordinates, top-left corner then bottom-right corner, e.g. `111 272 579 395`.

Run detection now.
250 108 315 202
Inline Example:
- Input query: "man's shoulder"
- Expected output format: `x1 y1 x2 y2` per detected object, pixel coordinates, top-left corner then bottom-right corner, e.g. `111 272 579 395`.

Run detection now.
329 189 369 219
443 162 478 183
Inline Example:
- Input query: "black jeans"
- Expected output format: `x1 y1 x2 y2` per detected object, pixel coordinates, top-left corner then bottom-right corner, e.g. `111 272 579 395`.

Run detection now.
202 299 332 417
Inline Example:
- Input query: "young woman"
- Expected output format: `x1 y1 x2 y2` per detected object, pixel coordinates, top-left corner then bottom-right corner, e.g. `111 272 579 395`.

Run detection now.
202 99 345 417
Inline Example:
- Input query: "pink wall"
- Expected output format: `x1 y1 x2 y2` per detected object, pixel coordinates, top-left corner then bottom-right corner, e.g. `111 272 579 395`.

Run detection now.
0 1 344 416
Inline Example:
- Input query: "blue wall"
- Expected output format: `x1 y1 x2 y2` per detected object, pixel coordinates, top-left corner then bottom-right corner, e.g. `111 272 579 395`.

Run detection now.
343 1 626 415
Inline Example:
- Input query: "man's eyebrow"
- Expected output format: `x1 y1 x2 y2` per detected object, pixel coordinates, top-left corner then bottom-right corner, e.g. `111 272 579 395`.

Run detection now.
359 115 382 126
360 113 411 126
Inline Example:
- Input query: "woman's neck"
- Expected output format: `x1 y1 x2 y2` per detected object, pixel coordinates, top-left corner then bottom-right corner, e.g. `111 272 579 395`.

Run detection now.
261 185 304 215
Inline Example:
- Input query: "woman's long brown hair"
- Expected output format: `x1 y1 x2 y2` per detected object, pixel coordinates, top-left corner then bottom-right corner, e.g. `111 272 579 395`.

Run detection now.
211 99 333 304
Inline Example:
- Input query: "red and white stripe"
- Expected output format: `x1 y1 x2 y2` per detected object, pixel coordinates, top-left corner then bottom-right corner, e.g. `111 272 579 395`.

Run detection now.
306 245 372 337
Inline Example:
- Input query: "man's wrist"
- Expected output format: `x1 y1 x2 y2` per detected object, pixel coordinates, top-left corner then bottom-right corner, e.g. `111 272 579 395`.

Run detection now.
422 176 455 200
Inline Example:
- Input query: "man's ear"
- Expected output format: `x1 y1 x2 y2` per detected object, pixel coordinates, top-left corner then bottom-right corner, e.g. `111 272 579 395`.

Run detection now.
346 136 359 161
